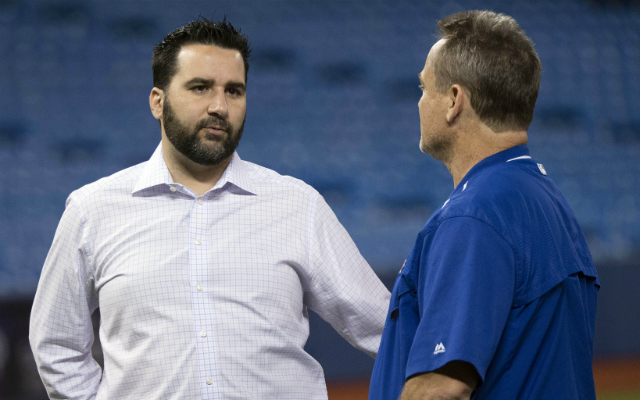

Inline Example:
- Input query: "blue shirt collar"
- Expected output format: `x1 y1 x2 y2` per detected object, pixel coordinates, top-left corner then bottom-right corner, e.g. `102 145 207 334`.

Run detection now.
457 145 530 191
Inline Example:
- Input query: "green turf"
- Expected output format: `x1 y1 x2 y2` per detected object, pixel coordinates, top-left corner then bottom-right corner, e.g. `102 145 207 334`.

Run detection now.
598 391 640 400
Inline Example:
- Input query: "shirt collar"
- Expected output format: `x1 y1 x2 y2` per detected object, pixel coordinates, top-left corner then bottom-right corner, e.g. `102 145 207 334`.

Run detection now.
132 143 173 194
213 151 256 195
132 142 256 195
458 144 530 189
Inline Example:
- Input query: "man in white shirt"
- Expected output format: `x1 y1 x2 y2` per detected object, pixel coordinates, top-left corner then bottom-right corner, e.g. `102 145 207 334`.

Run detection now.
29 17 390 400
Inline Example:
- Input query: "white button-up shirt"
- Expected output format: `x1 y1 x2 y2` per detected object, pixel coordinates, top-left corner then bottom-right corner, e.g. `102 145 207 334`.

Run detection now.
29 144 390 399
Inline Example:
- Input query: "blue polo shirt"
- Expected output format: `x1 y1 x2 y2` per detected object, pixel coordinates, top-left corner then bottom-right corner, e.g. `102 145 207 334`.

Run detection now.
369 145 599 400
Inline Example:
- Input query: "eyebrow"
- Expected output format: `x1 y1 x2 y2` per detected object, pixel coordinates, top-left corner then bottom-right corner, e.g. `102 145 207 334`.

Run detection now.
184 77 246 92
226 81 246 92
184 77 213 87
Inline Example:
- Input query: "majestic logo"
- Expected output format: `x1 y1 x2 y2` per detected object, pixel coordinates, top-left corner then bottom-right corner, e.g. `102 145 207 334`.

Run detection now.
434 342 446 355
538 163 547 176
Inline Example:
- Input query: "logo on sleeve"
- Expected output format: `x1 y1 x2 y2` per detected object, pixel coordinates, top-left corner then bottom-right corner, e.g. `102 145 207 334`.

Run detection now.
434 342 446 355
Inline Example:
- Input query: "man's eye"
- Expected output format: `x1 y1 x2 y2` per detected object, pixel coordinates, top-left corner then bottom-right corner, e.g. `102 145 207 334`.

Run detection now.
226 88 240 95
193 85 207 92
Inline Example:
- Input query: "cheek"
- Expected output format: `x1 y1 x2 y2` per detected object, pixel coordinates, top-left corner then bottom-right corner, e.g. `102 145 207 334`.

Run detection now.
418 99 425 119
231 102 247 122
418 100 430 124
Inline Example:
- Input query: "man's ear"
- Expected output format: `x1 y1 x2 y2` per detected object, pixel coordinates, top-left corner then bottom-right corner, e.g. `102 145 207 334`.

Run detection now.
446 84 465 123
149 87 164 120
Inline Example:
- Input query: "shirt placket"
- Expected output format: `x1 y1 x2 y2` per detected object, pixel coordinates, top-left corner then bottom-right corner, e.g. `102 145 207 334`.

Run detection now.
189 194 219 399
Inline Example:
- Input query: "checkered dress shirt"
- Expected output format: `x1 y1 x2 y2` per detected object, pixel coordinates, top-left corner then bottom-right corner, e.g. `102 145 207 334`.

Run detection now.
29 143 390 399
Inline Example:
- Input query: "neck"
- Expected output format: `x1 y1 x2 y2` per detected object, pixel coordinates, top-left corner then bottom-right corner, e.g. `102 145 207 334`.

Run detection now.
444 124 528 188
161 138 232 196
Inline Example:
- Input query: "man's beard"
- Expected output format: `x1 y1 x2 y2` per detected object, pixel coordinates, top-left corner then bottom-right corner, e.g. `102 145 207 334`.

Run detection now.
162 98 244 166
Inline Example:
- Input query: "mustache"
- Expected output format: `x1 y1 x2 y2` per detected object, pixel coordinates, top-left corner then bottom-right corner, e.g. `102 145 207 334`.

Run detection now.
194 115 233 133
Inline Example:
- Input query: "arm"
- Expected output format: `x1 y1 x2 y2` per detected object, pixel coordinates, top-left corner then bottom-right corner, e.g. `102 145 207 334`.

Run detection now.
402 217 515 392
29 196 102 399
304 194 391 357
401 361 479 400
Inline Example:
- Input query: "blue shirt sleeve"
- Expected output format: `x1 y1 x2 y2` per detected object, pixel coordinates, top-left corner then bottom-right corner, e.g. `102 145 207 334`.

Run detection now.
405 216 516 382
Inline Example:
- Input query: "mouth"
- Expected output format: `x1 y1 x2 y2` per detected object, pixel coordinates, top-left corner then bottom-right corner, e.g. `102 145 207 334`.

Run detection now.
203 126 226 135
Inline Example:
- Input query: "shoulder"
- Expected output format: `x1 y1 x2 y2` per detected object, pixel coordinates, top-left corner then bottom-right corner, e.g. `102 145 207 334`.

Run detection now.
67 162 147 209
425 163 539 242
457 162 540 214
467 163 537 207
242 160 322 201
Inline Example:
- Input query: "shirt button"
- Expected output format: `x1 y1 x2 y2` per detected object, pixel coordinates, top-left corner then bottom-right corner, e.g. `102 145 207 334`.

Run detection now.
169 186 177 192
198 198 204 205
200 330 207 338
206 378 213 385
195 239 201 245
197 285 203 292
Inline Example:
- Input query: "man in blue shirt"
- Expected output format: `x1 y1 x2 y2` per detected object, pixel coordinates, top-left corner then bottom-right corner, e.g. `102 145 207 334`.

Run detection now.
370 10 599 400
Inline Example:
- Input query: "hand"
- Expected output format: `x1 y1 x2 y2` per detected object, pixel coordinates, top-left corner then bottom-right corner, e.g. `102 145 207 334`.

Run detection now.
400 361 479 400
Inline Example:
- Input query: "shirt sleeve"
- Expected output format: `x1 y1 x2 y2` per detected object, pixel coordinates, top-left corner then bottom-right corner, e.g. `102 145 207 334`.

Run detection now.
29 195 102 399
406 216 516 382
304 194 391 358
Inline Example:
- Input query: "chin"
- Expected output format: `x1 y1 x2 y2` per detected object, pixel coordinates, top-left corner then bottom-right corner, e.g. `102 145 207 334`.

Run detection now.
419 138 429 155
202 132 226 142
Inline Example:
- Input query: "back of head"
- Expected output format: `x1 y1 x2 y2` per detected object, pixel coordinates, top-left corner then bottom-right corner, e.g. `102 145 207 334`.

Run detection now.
152 16 251 91
433 11 541 132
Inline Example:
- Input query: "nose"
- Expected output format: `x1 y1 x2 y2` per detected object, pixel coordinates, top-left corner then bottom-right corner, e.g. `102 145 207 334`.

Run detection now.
207 87 228 117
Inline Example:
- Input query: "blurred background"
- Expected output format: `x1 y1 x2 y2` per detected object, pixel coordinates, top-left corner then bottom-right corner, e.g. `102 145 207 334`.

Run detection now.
0 0 639 398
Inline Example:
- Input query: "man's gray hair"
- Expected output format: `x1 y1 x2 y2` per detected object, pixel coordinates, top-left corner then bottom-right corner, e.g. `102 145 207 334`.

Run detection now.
433 10 541 132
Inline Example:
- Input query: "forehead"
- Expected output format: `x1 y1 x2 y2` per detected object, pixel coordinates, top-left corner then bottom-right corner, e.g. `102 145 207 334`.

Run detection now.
173 44 245 83
421 39 446 81
427 39 446 65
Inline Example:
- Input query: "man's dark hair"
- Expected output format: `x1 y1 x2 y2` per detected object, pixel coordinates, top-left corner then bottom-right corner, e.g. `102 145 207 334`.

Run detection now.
433 10 541 132
152 16 251 91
